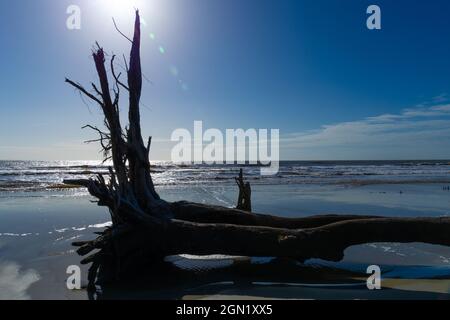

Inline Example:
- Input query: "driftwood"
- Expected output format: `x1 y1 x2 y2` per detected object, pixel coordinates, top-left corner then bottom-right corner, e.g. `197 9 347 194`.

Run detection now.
66 11 450 284
235 169 251 211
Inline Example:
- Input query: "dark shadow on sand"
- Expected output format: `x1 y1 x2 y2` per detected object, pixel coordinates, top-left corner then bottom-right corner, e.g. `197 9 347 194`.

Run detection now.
87 258 450 300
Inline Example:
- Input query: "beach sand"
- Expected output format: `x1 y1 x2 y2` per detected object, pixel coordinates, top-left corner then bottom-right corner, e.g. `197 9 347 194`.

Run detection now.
1 183 450 299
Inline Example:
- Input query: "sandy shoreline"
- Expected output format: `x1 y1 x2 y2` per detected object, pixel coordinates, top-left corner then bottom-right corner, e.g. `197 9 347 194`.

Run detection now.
1 183 450 299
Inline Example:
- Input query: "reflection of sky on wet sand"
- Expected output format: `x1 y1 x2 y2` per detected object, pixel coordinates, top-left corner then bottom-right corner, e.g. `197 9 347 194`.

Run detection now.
0 184 450 299
0 261 40 300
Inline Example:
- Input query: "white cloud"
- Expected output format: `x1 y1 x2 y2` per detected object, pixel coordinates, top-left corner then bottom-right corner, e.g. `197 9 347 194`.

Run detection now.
281 102 450 160
431 104 450 112
0 261 40 300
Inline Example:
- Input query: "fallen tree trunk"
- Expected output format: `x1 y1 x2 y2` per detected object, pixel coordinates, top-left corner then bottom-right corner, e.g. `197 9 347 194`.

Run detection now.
120 216 450 262
170 201 383 229
66 11 450 285
75 214 450 278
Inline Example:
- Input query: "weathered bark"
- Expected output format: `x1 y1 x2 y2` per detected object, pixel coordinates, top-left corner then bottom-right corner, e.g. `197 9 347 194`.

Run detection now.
66 10 450 285
126 12 159 206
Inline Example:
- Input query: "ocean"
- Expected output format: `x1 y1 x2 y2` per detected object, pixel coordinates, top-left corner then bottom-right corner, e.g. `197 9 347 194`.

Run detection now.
1 160 450 193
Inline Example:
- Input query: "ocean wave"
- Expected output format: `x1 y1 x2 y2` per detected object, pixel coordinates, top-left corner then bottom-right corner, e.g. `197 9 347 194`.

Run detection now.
1 160 450 192
0 170 108 176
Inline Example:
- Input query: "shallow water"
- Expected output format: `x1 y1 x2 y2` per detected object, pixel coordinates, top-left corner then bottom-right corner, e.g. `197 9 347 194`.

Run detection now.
1 182 450 299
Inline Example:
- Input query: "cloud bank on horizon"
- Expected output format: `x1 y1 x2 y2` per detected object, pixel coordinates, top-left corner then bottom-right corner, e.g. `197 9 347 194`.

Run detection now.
281 96 450 160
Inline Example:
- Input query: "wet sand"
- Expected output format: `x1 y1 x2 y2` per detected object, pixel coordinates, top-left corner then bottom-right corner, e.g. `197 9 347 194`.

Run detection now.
1 183 450 299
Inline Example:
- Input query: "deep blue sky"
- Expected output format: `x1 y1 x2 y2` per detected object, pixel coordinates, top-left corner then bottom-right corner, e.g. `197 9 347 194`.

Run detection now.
1 0 450 160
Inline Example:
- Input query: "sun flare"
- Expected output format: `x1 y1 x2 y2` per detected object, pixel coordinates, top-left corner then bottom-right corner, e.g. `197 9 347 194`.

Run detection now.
108 0 140 12
95 0 151 20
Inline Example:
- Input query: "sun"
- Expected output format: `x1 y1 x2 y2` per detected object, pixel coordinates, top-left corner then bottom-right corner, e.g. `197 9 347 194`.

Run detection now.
94 0 150 19
108 0 140 12
89 0 173 47
89 0 173 29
